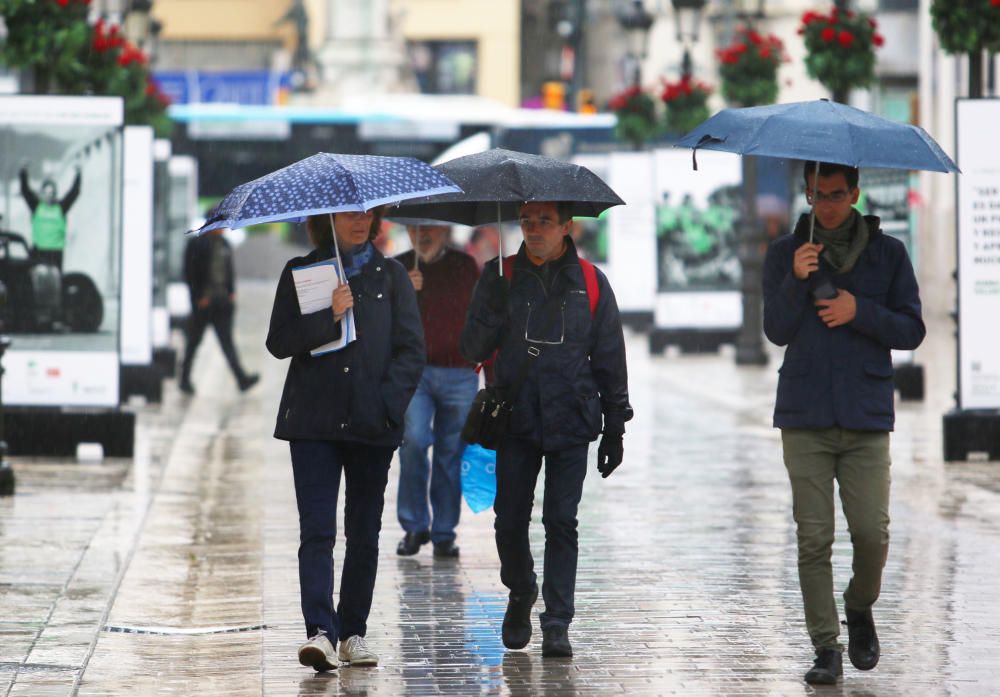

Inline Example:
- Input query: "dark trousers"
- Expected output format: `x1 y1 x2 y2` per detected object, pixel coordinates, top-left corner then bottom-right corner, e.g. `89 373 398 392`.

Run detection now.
180 302 247 385
494 437 588 630
290 440 393 640
35 249 63 271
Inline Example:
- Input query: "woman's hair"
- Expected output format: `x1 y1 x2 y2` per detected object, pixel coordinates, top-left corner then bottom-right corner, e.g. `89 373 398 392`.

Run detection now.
306 206 386 249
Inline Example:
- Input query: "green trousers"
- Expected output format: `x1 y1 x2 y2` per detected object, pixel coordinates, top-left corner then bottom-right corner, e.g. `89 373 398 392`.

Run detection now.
781 428 891 651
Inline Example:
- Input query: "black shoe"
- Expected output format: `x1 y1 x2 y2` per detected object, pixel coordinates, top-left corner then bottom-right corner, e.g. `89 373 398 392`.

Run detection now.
179 379 195 395
238 373 260 392
804 649 843 685
501 585 538 650
541 625 572 658
396 531 430 556
844 607 880 671
432 541 460 558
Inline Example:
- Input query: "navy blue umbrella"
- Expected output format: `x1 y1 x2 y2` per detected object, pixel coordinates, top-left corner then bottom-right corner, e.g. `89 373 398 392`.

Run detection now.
194 153 462 234
674 99 959 174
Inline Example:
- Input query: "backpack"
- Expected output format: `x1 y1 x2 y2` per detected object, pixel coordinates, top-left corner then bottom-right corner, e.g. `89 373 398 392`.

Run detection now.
500 254 599 317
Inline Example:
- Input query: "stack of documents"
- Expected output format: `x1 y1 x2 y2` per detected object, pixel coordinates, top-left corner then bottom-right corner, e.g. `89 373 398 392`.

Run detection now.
291 259 357 356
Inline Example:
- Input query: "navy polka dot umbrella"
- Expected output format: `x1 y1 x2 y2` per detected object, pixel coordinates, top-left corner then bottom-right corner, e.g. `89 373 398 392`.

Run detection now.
192 153 461 234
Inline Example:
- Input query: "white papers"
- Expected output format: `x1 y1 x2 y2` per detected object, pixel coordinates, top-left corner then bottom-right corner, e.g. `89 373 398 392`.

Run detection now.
291 259 356 356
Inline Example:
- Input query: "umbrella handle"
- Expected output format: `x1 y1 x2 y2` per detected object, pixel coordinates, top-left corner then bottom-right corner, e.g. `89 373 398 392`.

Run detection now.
496 200 503 272
808 160 819 245
329 213 346 283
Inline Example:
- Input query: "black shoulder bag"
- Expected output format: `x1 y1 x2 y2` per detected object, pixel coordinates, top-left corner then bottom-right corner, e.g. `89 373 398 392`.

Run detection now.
461 288 563 450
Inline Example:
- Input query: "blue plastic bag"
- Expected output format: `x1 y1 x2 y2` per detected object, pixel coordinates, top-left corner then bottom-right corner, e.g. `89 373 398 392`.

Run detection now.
460 444 496 514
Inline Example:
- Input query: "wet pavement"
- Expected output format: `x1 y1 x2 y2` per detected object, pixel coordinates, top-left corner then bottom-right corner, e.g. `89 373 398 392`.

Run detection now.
2 274 1000 696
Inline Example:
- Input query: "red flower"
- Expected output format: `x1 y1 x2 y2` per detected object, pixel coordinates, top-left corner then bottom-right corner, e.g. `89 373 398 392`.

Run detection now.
821 27 835 42
733 42 747 54
873 34 885 47
868 17 878 28
759 47 771 59
56 0 69 6
993 0 1000 6
838 31 854 47
801 10 820 24
748 31 763 46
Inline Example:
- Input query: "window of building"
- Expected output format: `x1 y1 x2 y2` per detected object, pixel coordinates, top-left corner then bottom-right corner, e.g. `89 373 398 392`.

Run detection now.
407 41 477 95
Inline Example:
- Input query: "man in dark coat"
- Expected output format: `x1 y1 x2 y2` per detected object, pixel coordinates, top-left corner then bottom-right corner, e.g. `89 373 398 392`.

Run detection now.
461 200 633 658
763 161 925 686
180 228 258 394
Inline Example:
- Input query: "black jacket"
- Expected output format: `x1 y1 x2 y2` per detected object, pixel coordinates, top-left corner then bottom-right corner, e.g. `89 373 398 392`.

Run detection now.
183 232 235 306
763 215 925 431
266 245 426 447
461 238 633 451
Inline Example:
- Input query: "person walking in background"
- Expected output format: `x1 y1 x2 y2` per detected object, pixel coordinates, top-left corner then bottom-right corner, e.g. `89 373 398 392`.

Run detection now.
19 161 81 270
763 161 925 685
266 210 425 671
461 201 633 658
179 227 259 395
394 223 480 559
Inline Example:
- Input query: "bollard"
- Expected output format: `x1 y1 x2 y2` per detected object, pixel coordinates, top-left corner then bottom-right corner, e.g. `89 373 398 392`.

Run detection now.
0 335 13 496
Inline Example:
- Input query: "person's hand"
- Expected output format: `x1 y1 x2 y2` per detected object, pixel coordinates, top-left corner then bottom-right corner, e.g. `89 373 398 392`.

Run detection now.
597 431 624 478
408 269 423 291
331 283 354 321
483 265 508 314
814 289 856 328
793 243 824 280
197 296 210 309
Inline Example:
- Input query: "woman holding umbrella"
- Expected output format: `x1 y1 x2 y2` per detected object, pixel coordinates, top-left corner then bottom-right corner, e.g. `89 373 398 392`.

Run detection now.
266 208 425 671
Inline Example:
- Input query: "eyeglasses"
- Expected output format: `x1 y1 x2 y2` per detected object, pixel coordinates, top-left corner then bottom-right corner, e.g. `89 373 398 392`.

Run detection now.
806 189 852 204
518 216 559 230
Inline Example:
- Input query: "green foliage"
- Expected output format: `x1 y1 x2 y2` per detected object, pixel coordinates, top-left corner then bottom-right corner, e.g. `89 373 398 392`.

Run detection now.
799 6 882 96
930 0 1000 54
0 0 172 135
717 27 784 107
608 86 658 149
660 77 712 135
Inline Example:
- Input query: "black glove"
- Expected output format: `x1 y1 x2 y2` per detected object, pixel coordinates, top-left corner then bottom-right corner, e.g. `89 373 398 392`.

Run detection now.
597 431 624 478
483 265 509 315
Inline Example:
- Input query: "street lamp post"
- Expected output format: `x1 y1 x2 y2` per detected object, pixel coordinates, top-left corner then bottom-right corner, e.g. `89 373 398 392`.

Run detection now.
617 0 655 87
671 0 706 80
732 0 770 366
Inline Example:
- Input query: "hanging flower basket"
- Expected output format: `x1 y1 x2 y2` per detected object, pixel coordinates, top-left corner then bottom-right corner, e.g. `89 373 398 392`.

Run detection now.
608 85 658 149
716 27 785 107
799 7 883 96
930 0 1000 55
660 76 712 136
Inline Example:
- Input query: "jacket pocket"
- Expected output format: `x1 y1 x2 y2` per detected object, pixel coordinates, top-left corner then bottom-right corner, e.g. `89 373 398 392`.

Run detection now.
775 359 810 414
861 361 894 416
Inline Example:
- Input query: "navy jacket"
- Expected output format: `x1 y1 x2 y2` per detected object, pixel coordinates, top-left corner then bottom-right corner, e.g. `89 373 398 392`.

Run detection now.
266 246 425 447
184 233 235 306
763 215 925 431
460 238 633 451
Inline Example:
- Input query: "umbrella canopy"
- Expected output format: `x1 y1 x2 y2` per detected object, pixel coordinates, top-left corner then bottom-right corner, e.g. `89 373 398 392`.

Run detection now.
674 100 959 174
389 148 625 226
194 153 462 234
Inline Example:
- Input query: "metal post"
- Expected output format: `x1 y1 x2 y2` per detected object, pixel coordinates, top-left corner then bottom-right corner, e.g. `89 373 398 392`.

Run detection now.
0 335 14 496
734 157 769 366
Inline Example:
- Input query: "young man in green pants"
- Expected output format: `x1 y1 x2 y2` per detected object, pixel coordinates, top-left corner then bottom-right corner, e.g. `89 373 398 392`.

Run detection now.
762 161 925 685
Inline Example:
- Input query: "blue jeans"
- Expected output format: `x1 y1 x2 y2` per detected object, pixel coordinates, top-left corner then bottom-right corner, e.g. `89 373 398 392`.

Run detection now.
290 440 392 640
494 437 589 630
397 366 479 544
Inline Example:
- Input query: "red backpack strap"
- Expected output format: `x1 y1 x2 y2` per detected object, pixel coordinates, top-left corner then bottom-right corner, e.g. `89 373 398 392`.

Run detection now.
579 258 599 318
501 255 516 279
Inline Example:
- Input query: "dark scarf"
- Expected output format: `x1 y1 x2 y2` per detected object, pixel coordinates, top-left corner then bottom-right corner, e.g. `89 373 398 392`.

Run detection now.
809 210 869 274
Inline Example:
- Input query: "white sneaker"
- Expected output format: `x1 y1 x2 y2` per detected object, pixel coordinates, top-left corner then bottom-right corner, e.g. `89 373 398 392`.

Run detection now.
338 635 378 666
298 632 337 672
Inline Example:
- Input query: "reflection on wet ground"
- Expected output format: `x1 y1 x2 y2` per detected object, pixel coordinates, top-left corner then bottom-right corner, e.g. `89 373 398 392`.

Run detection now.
1 280 998 696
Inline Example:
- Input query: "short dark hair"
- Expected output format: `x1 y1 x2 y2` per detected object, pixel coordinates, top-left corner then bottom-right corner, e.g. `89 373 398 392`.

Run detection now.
556 201 574 224
803 161 859 190
40 179 57 194
306 207 385 249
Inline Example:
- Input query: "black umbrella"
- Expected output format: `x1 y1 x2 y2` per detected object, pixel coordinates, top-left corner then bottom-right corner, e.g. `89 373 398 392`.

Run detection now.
390 148 624 258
